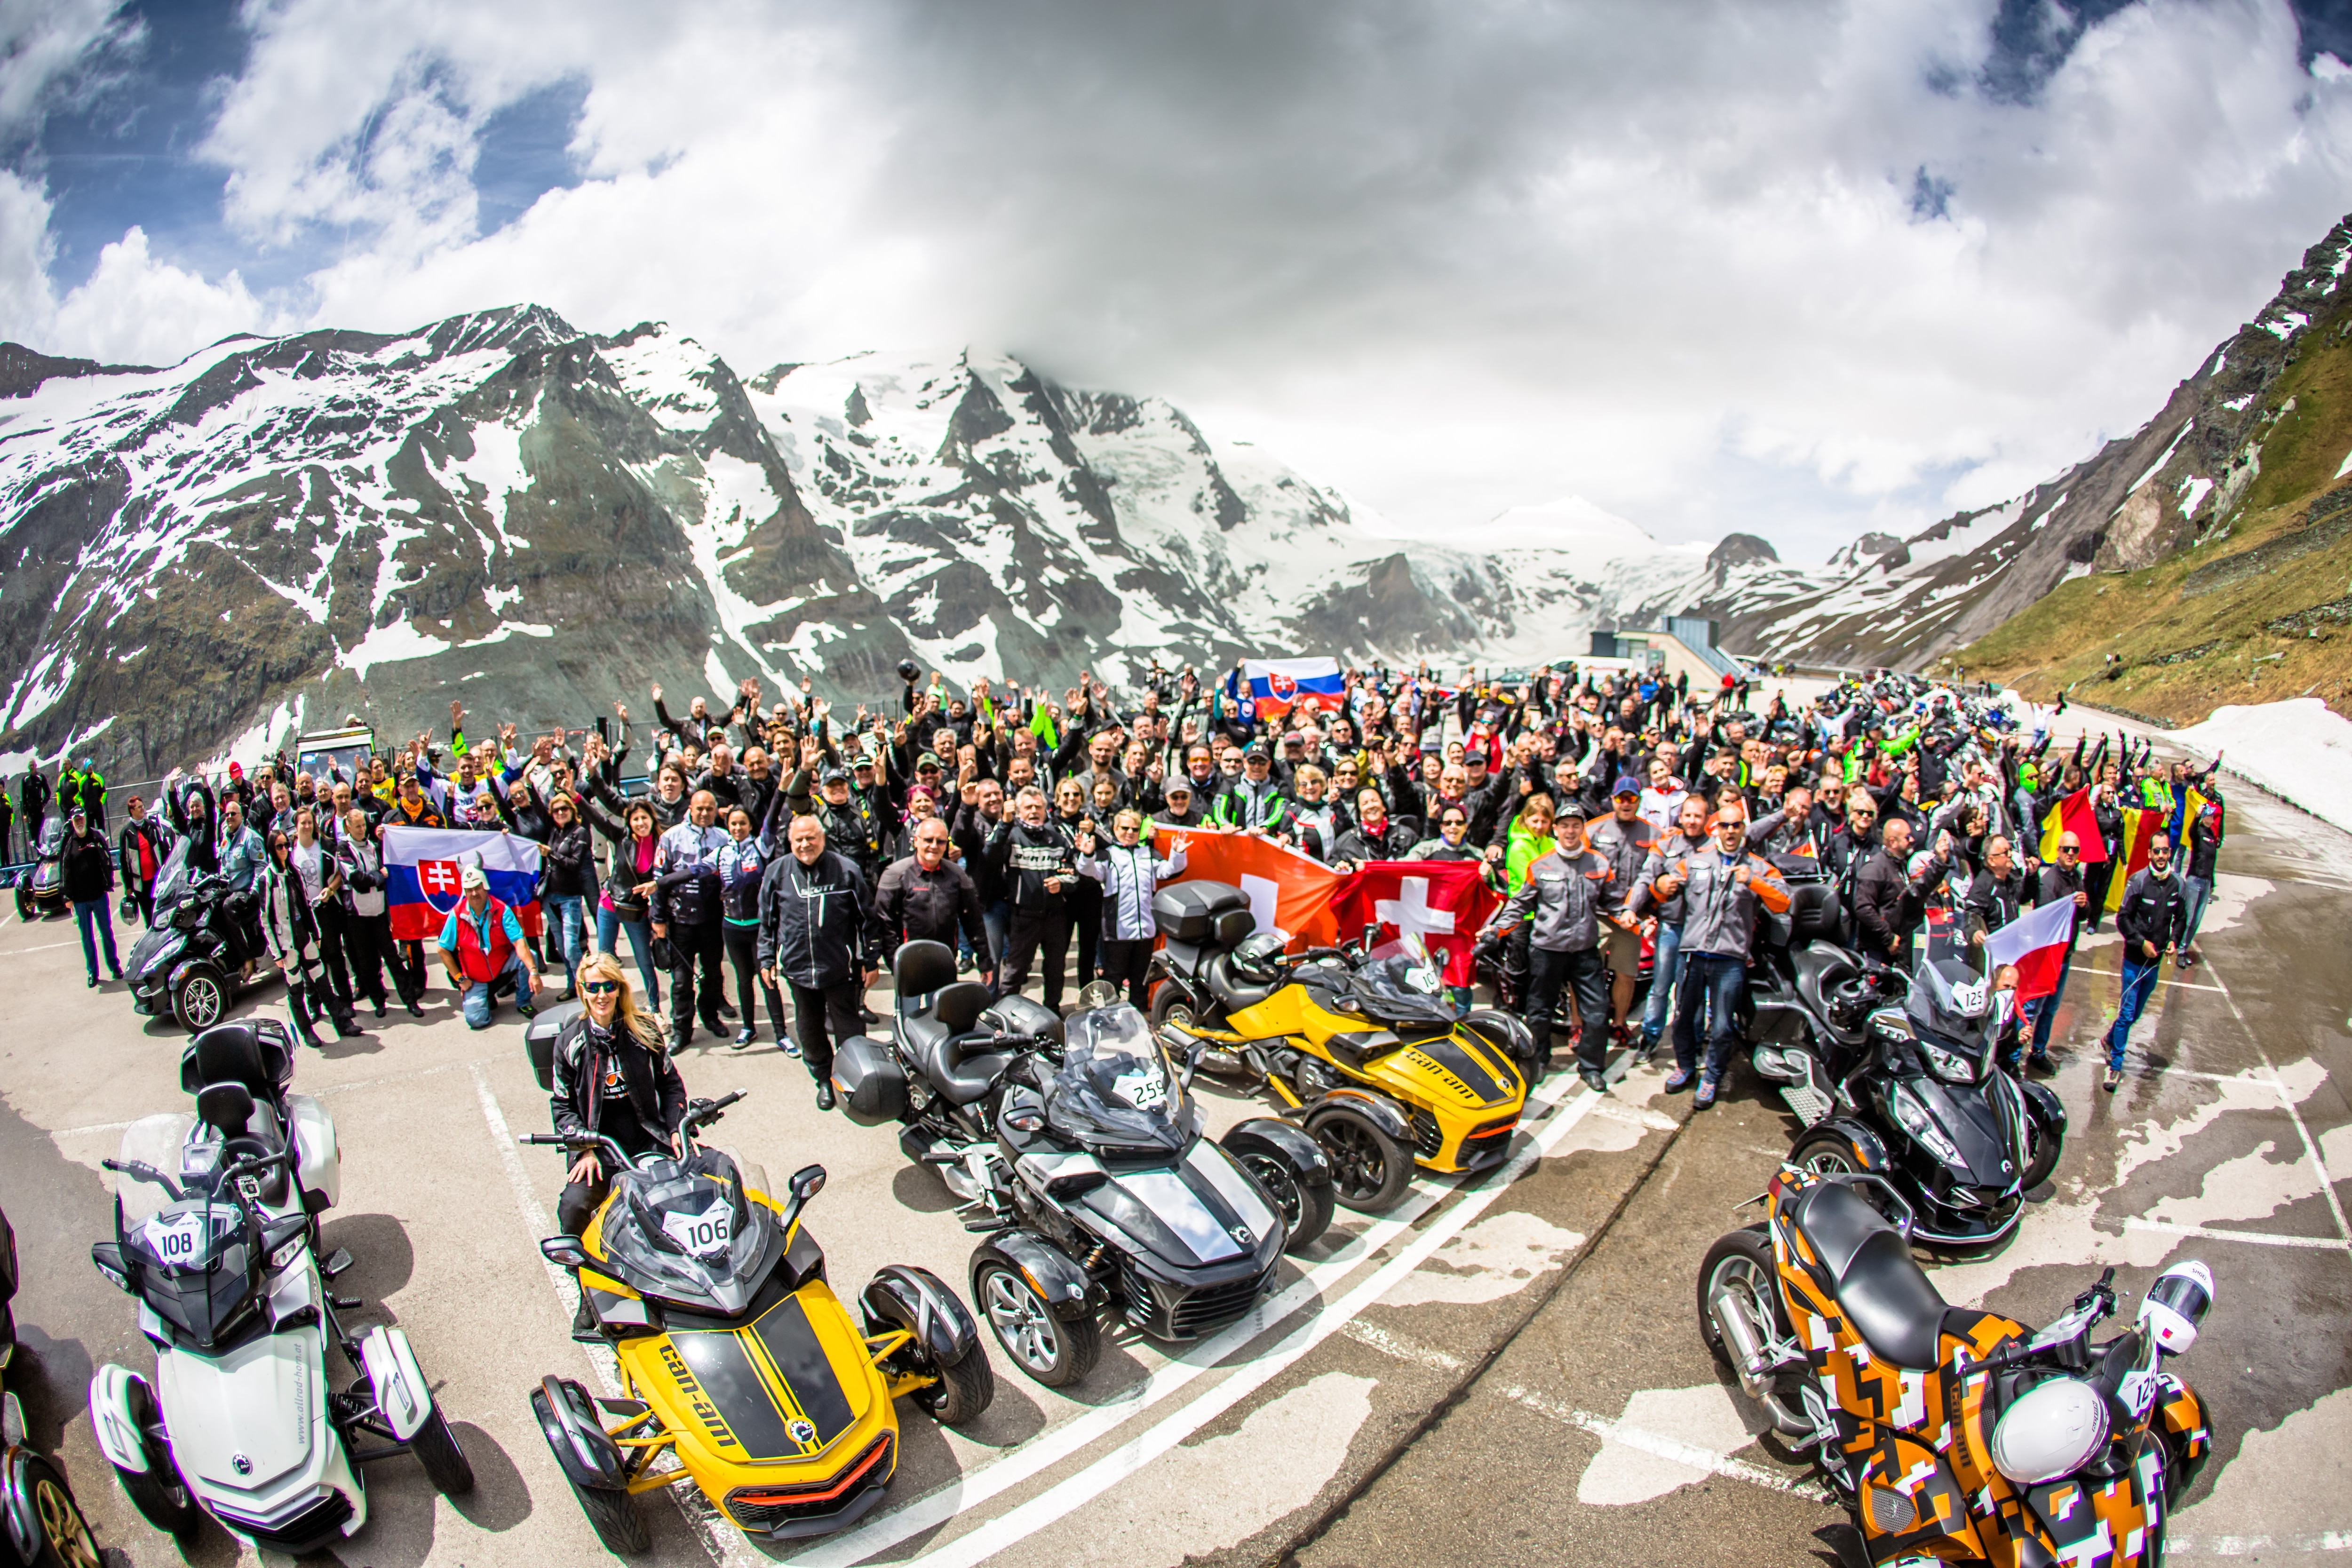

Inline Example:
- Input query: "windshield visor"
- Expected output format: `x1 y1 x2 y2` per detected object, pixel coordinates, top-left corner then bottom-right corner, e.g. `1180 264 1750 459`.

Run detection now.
127 1201 259 1346
597 1149 774 1313
1048 1004 1187 1158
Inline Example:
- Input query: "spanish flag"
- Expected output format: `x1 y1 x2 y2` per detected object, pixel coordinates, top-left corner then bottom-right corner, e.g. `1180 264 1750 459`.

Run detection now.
2039 788 2107 865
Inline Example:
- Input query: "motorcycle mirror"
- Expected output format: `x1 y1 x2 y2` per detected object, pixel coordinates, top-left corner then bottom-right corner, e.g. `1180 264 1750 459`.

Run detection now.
540 1235 591 1269
789 1165 826 1203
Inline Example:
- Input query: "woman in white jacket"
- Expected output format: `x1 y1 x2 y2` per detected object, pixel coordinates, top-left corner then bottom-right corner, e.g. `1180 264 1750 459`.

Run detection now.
1078 809 1187 1007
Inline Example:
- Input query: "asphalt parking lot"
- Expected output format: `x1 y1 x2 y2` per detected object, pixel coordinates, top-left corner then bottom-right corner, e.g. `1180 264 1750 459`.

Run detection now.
1 762 2346 1568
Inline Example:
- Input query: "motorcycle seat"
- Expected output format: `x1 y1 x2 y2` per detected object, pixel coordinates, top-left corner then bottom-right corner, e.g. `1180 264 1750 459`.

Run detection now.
1323 1029 1407 1073
930 1032 1013 1106
1788 1179 1949 1370
1204 952 1276 1013
898 980 993 1075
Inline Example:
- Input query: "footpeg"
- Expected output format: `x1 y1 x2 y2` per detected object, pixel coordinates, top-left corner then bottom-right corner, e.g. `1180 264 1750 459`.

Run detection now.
321 1248 354 1280
329 1294 363 1310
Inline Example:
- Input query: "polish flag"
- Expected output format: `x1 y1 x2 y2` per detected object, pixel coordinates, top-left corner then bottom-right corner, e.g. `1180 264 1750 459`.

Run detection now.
1984 897 2076 1001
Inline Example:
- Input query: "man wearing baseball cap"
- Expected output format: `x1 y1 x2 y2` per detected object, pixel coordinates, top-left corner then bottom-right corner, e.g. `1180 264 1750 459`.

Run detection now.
1584 775 1661 1051
1476 799 1616 1091
437 863 542 1028
62 805 122 986
1155 778 1206 830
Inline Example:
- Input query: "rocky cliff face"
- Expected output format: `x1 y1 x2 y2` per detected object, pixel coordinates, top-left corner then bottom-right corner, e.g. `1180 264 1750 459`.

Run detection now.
0 312 1701 774
1705 210 2352 669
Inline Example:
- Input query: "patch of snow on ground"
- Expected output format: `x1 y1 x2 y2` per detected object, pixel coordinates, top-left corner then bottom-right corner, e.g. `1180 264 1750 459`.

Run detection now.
2174 698 2352 832
2177 474 2215 517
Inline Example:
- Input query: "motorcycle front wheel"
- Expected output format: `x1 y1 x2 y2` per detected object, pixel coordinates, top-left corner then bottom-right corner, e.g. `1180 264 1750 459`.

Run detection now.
1238 1149 1335 1252
16 1453 102 1568
974 1259 1098 1388
1310 1104 1413 1213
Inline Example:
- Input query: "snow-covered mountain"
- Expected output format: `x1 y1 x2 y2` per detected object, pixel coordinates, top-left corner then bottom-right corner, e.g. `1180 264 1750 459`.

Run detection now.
0 310 1720 774
1704 209 2352 669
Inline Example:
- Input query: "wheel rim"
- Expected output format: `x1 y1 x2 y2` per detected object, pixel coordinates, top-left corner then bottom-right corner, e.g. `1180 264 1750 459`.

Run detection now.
1244 1154 1303 1227
35 1477 101 1568
184 975 222 1027
982 1269 1061 1372
1317 1120 1387 1202
1800 1144 1855 1177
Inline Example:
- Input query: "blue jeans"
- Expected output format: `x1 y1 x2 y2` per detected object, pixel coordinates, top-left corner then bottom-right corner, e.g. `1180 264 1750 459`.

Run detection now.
2103 958 2163 1067
74 898 119 979
1673 951 1747 1081
2180 876 2213 950
2022 962 2072 1057
544 895 587 996
458 953 537 1030
982 899 1012 979
595 906 661 1010
1641 922 1684 1044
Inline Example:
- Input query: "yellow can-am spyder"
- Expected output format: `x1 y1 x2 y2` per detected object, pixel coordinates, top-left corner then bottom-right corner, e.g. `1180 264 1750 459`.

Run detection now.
1155 898 1530 1213
524 1091 993 1552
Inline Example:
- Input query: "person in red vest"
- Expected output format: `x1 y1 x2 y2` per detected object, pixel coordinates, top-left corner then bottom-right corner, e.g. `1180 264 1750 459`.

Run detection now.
437 864 542 1029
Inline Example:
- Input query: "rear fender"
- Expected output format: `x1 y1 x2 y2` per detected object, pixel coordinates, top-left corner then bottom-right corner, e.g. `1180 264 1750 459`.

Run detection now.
358 1326 432 1441
1219 1119 1333 1191
970 1233 1096 1323
1303 1088 1415 1148
860 1264 983 1368
531 1376 628 1491
87 1365 151 1472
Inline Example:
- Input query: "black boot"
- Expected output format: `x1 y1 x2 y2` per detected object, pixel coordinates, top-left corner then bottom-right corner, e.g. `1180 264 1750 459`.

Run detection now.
331 1004 362 1038
287 986 327 1050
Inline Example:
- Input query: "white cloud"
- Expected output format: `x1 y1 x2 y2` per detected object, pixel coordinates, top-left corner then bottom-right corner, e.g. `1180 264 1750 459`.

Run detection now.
9 0 2352 561
50 228 266 366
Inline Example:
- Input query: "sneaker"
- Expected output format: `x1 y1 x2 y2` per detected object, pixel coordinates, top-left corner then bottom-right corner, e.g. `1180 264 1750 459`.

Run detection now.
784 1037 803 1059
731 1027 756 1050
516 998 537 1020
2026 1052 2055 1075
86 974 98 989
1633 1037 1659 1066
2104 1065 2123 1092
1663 1067 1695 1093
109 966 123 981
1693 1075 1720 1110
1579 1067 1608 1094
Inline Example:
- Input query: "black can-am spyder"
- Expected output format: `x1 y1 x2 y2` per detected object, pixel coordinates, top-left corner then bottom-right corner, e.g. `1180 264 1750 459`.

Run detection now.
126 839 276 1032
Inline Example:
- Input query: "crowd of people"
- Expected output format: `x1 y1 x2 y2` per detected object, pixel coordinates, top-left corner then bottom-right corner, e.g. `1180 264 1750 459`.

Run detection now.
7 653 2226 1107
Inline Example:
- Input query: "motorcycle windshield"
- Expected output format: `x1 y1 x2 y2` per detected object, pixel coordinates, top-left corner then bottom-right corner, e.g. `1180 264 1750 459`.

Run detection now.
596 1148 776 1315
37 816 64 855
1345 951 1457 1028
1046 1004 1189 1159
126 1201 260 1348
150 838 197 910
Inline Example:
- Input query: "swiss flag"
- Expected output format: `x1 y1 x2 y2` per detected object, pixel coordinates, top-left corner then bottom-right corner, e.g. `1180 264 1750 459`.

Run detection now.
1151 827 1339 949
1330 860 1499 987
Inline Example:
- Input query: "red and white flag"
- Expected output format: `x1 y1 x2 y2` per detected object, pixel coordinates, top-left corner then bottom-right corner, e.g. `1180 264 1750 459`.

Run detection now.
1329 860 1500 987
1984 897 2075 1002
1150 826 1340 949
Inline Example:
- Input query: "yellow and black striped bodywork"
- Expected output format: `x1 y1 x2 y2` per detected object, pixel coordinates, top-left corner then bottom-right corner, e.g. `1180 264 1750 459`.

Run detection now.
1204 983 1527 1174
572 1176 928 1539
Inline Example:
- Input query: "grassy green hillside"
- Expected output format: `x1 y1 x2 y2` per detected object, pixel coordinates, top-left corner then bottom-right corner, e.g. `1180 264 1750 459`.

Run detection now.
1955 313 2352 723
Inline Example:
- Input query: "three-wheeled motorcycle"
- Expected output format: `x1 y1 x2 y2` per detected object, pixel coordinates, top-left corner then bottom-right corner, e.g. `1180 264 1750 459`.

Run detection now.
523 1090 993 1552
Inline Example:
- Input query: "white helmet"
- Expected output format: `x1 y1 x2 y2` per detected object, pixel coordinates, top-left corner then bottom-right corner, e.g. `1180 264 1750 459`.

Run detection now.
1989 1377 2110 1485
2138 1259 2215 1355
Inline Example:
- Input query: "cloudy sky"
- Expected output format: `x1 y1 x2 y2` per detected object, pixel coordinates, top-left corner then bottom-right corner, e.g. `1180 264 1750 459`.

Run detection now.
5 0 2352 563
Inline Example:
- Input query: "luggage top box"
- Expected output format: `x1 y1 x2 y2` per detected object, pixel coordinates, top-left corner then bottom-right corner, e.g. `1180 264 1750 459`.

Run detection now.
1152 881 1253 946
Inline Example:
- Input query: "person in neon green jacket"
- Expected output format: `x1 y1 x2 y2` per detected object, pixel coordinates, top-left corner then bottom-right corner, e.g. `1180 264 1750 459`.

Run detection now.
1501 794 1558 892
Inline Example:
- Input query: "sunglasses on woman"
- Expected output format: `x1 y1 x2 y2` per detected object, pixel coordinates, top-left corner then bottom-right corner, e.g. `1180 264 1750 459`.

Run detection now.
582 979 620 995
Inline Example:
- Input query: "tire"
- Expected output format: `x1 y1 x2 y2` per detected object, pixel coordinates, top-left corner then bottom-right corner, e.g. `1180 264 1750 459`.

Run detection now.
973 1259 1098 1388
1696 1225 1791 1371
13 885 32 923
114 1381 199 1542
1238 1149 1335 1253
2019 1106 2062 1193
172 961 228 1033
567 1475 649 1556
1146 983 1194 1033
16 1454 102 1568
410 1403 476 1496
914 1348 997 1427
1310 1104 1414 1214
1789 1127 1864 1178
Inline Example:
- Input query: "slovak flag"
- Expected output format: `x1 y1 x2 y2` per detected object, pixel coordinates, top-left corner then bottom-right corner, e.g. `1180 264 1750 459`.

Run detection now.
1243 657 1345 719
1985 896 2076 1002
383 826 544 941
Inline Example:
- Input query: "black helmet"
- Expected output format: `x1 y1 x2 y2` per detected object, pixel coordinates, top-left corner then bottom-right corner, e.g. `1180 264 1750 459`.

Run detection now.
897 658 920 683
1230 931 1288 984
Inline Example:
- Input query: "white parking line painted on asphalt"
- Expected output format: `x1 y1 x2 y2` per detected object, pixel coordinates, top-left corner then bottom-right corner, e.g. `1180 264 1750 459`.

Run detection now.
2203 961 2352 1250
1494 1383 1830 1503
2172 1532 2352 1555
1339 1320 1467 1373
785 1083 1588 1568
2122 1218 2352 1251
8 940 72 953
883 1087 1611 1568
470 1062 760 1568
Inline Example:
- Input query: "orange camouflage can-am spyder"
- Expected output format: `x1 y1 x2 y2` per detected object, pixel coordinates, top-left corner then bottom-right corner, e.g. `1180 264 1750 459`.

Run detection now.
1699 1165 2214 1567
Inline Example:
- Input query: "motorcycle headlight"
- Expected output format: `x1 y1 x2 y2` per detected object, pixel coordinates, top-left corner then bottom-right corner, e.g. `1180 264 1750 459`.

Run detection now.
1990 1377 2110 1484
1887 1081 1963 1165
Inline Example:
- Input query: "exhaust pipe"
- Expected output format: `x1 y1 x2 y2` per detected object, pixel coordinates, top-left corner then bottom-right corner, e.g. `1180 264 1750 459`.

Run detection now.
1709 1289 1773 1400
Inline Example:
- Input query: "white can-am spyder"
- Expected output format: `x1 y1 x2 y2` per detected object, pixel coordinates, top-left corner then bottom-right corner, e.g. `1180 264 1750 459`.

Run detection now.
85 1019 471 1553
